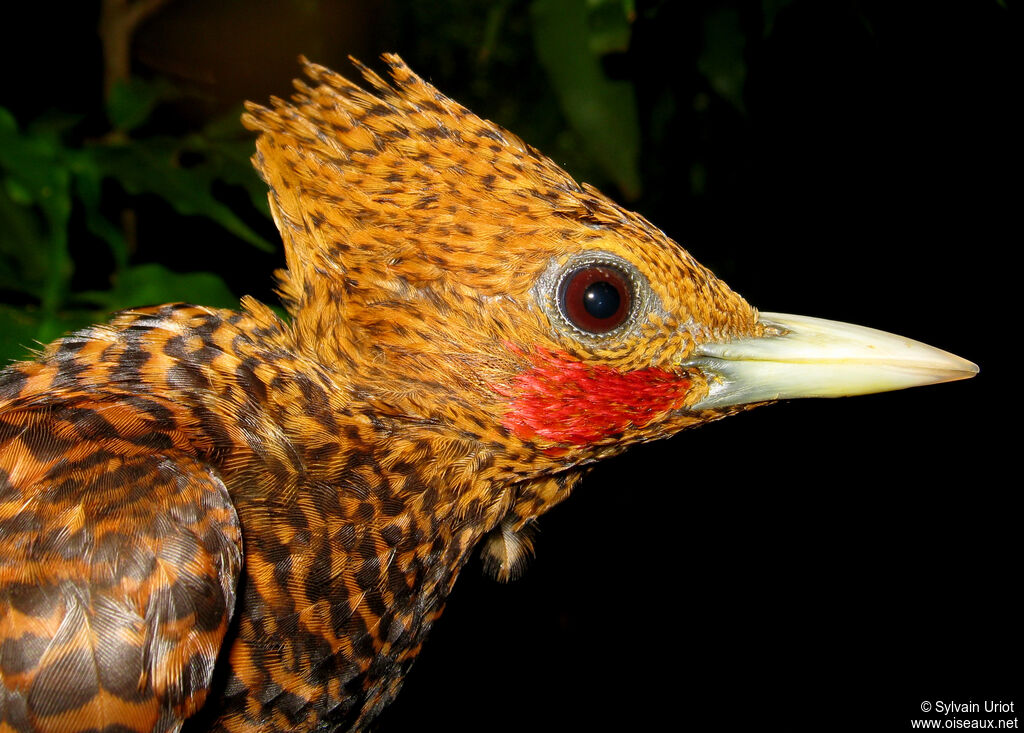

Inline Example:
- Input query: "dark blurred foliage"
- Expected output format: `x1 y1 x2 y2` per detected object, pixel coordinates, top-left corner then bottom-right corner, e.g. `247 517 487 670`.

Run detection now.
1 1 1018 731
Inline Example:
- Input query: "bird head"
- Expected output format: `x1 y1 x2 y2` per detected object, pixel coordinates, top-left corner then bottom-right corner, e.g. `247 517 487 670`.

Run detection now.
242 54 977 483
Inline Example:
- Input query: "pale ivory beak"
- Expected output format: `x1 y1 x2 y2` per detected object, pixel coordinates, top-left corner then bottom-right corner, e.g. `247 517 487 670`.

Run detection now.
686 312 979 411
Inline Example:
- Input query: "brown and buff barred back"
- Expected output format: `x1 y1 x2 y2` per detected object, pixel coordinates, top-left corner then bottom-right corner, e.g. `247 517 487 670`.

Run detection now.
0 55 976 733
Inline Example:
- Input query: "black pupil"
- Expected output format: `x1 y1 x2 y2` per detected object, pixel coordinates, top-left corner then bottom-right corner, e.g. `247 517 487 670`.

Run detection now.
583 281 621 320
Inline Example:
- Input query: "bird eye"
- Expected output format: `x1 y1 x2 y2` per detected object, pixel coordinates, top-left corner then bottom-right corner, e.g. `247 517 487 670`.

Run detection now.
558 264 633 334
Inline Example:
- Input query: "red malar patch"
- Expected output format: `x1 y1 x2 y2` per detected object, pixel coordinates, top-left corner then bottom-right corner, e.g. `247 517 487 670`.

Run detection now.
495 347 692 447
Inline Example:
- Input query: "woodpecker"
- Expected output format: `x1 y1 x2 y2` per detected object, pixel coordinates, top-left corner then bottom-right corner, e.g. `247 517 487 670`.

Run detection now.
0 55 976 733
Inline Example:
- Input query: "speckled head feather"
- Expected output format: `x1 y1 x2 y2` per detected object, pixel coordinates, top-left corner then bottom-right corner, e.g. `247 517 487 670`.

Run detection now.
241 54 759 462
244 55 750 316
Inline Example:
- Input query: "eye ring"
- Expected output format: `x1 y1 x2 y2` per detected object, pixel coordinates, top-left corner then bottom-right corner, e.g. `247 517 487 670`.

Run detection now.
558 263 633 334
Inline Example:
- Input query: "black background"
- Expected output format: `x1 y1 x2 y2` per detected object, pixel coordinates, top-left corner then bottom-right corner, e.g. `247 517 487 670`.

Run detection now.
1 1 1017 730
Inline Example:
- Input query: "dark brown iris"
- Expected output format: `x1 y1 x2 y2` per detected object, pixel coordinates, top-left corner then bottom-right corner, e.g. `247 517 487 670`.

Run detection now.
559 265 632 333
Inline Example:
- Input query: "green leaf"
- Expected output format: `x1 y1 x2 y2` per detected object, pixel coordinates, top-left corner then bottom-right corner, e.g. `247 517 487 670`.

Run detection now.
80 263 238 311
93 138 275 252
0 304 101 365
531 0 642 198
0 113 65 204
0 304 44 364
71 156 129 269
107 77 178 132
0 112 74 316
26 111 86 139
0 107 17 133
698 7 748 114
586 0 634 55
186 112 272 217
0 183 50 299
